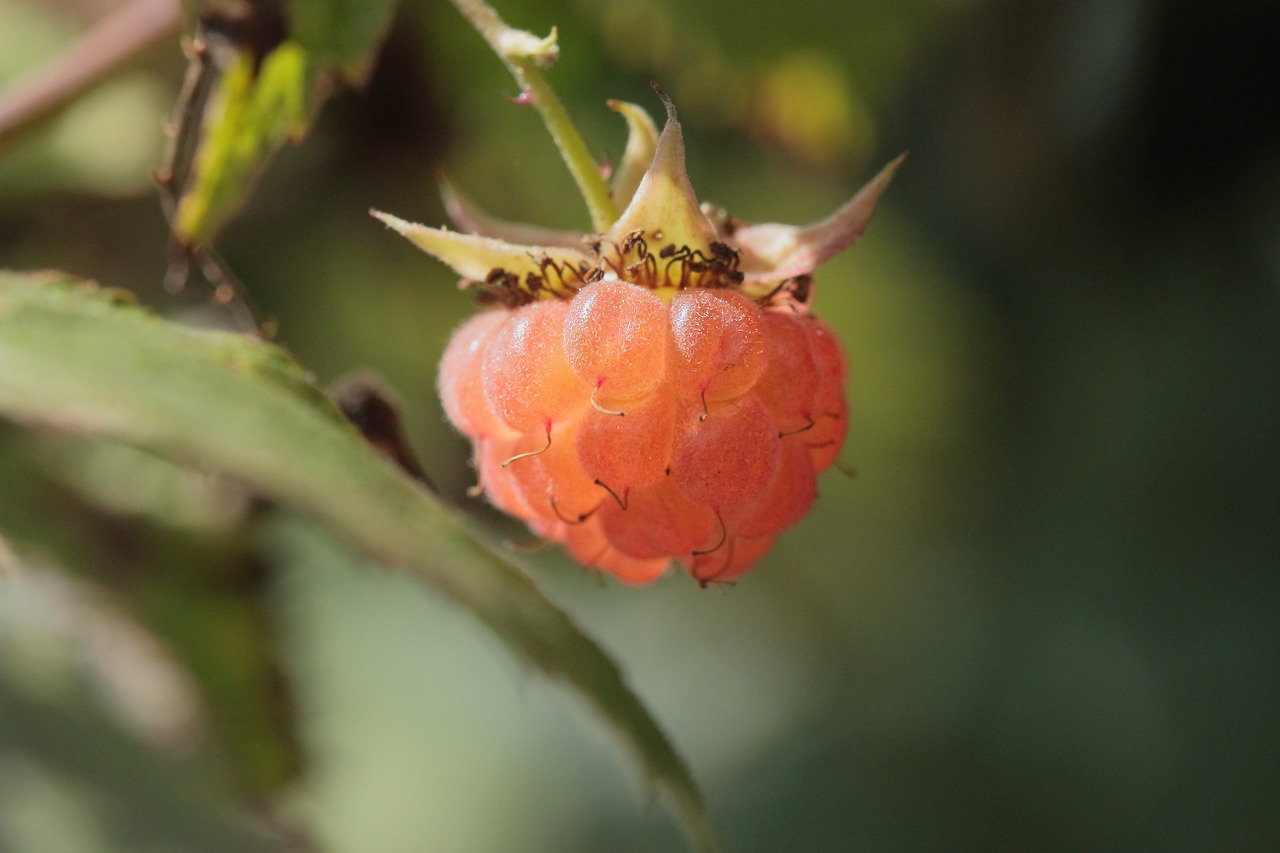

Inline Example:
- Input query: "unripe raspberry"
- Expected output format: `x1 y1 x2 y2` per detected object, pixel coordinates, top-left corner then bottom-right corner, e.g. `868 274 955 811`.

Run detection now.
381 89 902 585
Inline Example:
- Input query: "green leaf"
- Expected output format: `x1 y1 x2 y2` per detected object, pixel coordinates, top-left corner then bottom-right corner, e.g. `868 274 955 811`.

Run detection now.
0 272 720 853
0 550 289 853
291 0 402 83
172 42 308 245
171 0 398 247
0 677 287 853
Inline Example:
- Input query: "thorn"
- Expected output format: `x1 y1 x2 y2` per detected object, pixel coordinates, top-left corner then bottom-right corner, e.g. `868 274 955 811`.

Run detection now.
506 89 533 106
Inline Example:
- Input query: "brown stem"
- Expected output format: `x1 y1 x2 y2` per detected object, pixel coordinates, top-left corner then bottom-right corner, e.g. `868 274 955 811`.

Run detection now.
0 0 183 147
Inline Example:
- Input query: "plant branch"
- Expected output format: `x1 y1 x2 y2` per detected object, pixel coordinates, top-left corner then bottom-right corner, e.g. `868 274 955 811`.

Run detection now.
448 0 620 233
0 0 183 148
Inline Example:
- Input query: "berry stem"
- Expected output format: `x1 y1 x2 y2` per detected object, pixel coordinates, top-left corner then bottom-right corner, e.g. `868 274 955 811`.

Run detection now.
449 0 620 233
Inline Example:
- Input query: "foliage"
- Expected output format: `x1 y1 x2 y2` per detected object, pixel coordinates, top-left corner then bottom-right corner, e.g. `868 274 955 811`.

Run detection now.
0 1 718 850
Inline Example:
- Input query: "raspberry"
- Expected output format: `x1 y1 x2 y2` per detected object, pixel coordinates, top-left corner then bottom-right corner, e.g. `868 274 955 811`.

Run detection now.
378 88 901 585
438 286 846 585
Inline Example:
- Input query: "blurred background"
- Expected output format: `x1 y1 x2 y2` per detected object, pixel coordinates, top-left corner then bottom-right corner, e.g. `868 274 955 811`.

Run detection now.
2 0 1278 850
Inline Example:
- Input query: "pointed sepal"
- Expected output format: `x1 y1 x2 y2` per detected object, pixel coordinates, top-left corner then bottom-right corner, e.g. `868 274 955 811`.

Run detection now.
606 88 718 254
371 210 594 299
438 175 586 248
606 100 660 210
735 153 906 284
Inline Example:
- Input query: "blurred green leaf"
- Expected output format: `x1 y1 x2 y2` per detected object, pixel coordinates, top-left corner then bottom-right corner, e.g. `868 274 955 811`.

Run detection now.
172 42 308 245
133 525 303 795
0 677 286 853
172 0 398 247
0 547 286 853
0 271 719 853
291 0 402 82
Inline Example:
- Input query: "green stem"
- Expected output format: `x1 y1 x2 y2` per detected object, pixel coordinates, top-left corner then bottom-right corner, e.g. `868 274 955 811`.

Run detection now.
448 0 620 233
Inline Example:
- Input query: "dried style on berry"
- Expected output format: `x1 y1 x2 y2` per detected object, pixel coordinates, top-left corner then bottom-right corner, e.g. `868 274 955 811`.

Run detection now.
375 78 899 585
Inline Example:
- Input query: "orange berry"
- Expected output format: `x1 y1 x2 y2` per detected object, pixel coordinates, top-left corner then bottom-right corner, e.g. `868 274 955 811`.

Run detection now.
433 269 859 583
440 288 847 584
